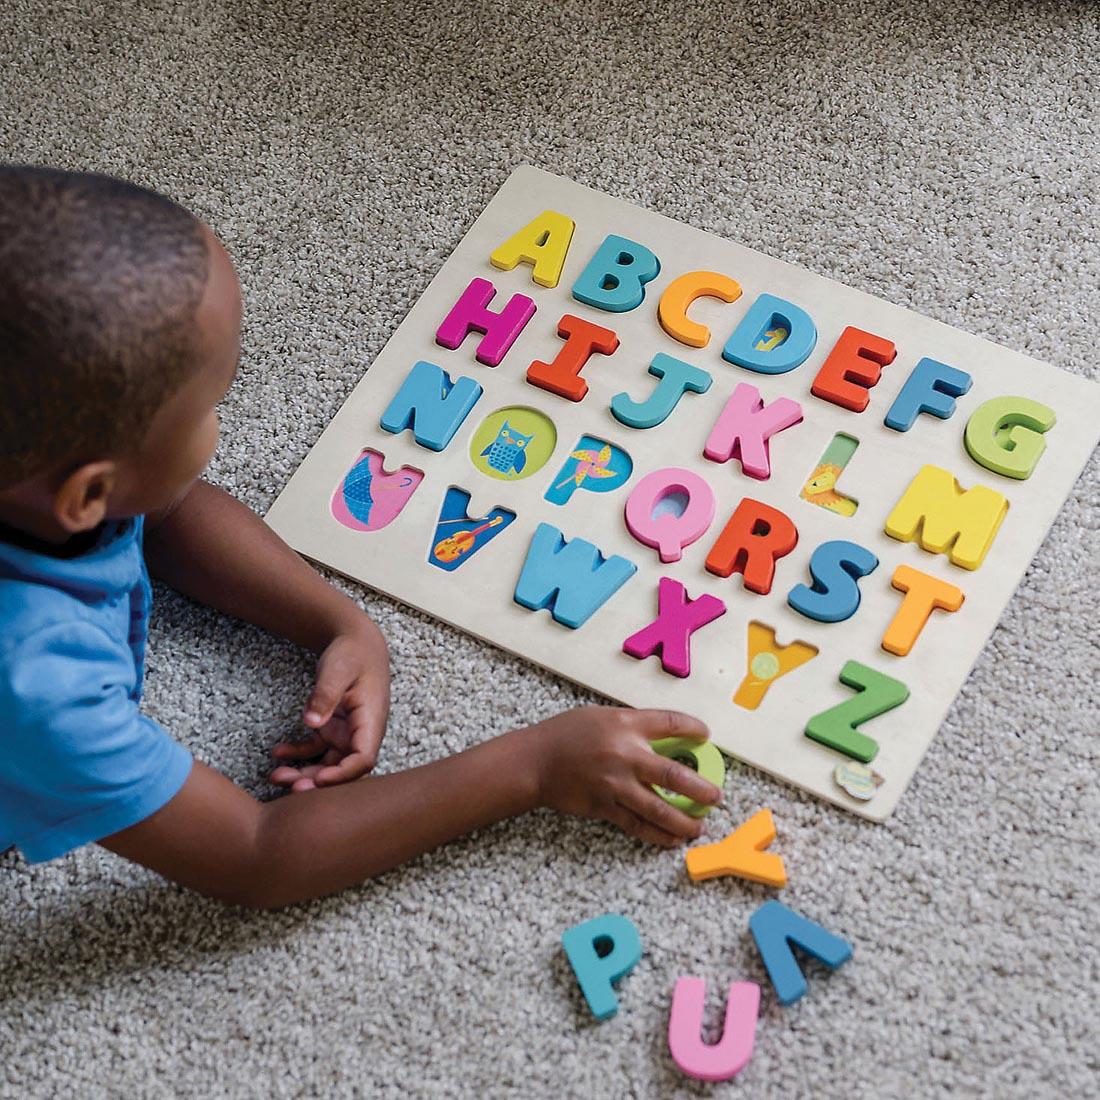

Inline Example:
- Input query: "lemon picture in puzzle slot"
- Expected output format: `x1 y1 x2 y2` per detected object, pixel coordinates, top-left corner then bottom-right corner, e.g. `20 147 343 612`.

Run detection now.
469 406 557 482
750 651 782 681
733 621 817 710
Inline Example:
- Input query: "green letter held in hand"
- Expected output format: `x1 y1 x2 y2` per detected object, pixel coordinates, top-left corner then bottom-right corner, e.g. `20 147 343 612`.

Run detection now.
650 737 726 818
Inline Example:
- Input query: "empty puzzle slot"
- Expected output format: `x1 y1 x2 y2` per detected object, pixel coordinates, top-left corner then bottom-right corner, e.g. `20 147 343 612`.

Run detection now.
331 448 424 533
752 313 790 352
545 435 633 506
427 486 515 572
800 432 859 517
732 621 817 710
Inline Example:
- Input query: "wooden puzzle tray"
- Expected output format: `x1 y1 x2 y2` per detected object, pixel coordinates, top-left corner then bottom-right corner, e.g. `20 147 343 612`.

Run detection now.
265 165 1099 821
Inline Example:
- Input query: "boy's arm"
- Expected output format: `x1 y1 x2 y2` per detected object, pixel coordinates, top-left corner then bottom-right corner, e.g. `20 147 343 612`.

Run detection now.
144 478 365 655
144 479 389 782
100 708 723 909
103 737 538 908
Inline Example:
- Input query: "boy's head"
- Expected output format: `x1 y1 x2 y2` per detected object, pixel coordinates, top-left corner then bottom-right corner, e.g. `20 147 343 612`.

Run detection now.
0 165 241 539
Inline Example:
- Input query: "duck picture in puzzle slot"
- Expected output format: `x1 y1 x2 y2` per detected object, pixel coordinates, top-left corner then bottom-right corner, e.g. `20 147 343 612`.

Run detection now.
469 406 557 482
331 448 424 532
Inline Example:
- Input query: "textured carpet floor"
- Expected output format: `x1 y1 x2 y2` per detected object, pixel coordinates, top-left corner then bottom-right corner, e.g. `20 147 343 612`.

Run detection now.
1 1 1098 1096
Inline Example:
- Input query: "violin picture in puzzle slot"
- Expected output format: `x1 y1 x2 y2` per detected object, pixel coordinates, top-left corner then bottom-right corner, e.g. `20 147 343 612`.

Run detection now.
427 487 515 572
433 515 506 563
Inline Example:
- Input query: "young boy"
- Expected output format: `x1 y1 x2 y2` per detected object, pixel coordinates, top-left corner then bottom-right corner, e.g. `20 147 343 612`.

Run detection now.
0 165 722 908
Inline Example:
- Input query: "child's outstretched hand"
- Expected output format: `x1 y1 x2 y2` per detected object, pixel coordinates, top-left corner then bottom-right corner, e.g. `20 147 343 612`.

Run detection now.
269 623 391 792
531 706 722 847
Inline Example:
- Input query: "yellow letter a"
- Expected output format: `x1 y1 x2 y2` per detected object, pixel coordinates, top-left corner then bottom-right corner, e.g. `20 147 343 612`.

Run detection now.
490 210 575 289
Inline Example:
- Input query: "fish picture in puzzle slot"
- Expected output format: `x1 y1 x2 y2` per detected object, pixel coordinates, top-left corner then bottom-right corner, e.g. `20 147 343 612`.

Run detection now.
331 448 424 532
428 487 515 571
469 406 557 481
544 435 633 506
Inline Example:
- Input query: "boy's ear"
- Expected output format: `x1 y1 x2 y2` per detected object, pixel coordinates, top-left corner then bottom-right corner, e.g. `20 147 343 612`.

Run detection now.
54 461 117 534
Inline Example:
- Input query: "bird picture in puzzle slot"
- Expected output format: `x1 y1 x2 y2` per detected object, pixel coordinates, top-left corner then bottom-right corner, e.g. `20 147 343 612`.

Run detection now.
428 487 515 571
800 433 859 517
330 448 424 532
544 435 633 506
469 406 557 481
483 423 534 475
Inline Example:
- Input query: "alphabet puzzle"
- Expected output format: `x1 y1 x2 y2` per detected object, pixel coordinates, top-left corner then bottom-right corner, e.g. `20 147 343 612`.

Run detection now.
266 166 1099 820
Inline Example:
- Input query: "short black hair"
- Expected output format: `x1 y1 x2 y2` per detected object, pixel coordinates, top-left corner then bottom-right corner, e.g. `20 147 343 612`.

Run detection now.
0 165 210 490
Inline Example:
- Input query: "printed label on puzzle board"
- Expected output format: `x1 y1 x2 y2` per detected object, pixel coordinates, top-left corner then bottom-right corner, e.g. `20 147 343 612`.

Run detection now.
266 165 1099 821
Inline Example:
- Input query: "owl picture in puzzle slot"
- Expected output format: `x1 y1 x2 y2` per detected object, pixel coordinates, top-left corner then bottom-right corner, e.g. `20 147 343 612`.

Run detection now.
331 448 424 532
469 406 557 482
484 422 534 475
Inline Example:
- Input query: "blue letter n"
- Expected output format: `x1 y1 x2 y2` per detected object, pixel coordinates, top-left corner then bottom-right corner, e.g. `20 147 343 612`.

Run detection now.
379 361 482 452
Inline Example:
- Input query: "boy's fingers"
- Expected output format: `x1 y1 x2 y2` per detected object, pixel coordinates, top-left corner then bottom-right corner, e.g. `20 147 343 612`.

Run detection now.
608 805 682 848
626 708 710 743
269 765 304 786
306 648 359 727
314 752 371 787
618 786 704 841
271 733 327 760
346 699 388 768
304 685 341 728
272 749 343 785
636 752 722 809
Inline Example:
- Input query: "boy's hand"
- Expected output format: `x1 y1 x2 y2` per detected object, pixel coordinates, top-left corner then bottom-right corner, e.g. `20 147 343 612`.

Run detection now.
142 481 396 792
529 706 723 847
270 624 391 792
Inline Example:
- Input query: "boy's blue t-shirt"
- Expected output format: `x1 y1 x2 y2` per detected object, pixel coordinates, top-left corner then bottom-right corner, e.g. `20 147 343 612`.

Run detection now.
0 517 192 863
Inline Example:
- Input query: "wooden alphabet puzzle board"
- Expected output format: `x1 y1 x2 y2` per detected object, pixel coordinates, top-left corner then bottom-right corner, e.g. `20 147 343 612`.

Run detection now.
266 165 1099 821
